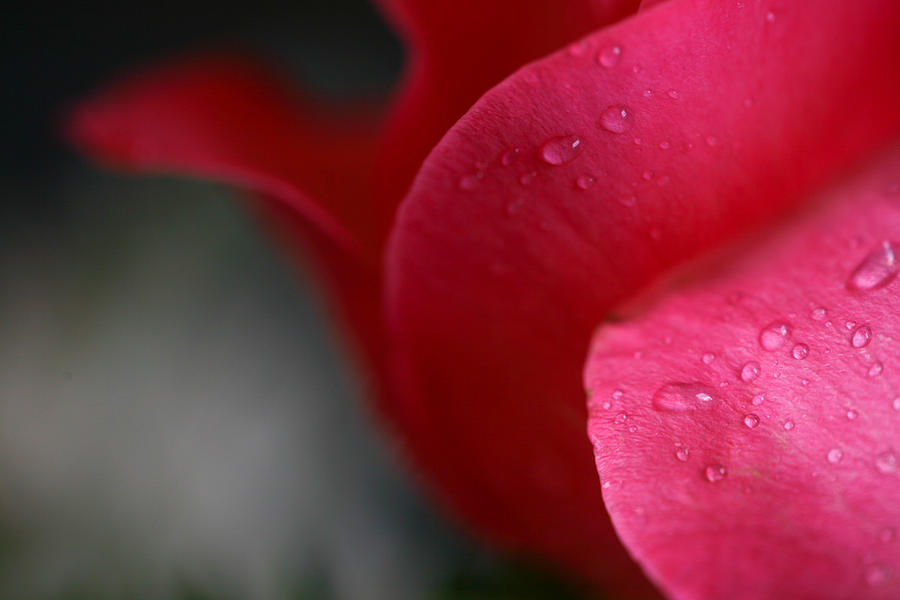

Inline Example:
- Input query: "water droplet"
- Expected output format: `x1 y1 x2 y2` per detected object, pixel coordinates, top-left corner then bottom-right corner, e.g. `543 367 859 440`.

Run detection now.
705 135 719 147
740 361 761 382
847 409 859 420
810 307 827 321
458 172 483 191
568 40 589 56
751 393 765 406
501 147 520 166
743 414 760 429
643 89 653 98
618 194 638 207
791 343 809 360
876 450 898 473
576 174 595 190
827 448 844 464
783 419 795 431
599 105 633 133
880 527 896 543
851 325 872 348
704 464 727 483
667 89 679 99
632 65 641 74
652 382 717 413
893 397 900 411
642 170 654 181
519 171 537 185
759 322 791 351
865 564 889 586
628 425 638 433
847 241 899 291
633 137 642 145
602 480 611 489
869 361 884 377
541 135 583 165
612 389 624 400
675 446 690 461
597 45 622 67
601 401 612 410
702 352 716 365
614 412 628 425
765 10 776 22
659 140 670 150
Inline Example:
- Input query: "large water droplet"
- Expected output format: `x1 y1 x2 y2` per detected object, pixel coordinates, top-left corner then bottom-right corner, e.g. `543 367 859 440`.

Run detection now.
791 343 810 360
599 105 633 133
847 241 899 291
827 448 844 464
576 174 595 190
743 414 760 429
540 136 583 165
851 325 872 348
597 45 622 67
759 322 791 351
652 382 717 413
739 361 761 382
876 450 898 473
704 464 727 483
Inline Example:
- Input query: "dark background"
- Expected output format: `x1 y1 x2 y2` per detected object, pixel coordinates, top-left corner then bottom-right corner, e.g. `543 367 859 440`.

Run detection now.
0 2 594 599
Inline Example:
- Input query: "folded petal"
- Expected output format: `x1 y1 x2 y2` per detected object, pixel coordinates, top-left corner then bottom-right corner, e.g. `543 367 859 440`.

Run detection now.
371 0 641 210
586 145 900 599
386 0 900 590
66 54 383 255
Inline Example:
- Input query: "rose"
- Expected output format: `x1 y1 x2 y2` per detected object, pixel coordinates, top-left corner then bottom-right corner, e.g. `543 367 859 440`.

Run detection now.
67 0 900 598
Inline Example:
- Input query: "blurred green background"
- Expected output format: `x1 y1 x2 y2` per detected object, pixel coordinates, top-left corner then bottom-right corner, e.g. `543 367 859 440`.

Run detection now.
1 2 600 598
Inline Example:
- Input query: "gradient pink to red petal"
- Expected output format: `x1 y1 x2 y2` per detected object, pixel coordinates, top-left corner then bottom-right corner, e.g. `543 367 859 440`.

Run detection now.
67 0 900 598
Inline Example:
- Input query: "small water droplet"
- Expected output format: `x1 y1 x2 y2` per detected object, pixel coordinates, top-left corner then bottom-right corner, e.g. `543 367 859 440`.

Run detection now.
783 419 795 431
851 325 872 348
791 343 809 360
740 361 761 382
751 393 765 406
601 401 612 410
632 64 641 74
641 170 653 181
865 564 889 586
869 361 884 377
810 307 827 321
827 448 844 464
628 425 638 433
501 147 520 166
705 135 719 147
667 89 679 99
541 135 583 165
614 412 628 425
458 172 483 191
892 397 900 411
618 194 638 207
612 389 624 400
743 414 760 429
633 137 642 145
704 464 727 483
568 40 589 57
765 10 776 22
847 241 899 291
702 352 716 365
659 140 670 150
675 446 690 461
520 171 537 185
759 322 791 351
847 409 859 420
599 105 633 133
597 45 622 67
602 480 611 489
652 382 717 413
876 450 898 473
576 174 595 190
643 89 653 98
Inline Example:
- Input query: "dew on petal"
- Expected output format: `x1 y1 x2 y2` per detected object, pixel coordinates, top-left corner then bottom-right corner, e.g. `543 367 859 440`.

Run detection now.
810 307 827 321
667 89 679 99
642 170 653 181
643 89 653 98
743 414 760 429
675 446 690 462
614 412 628 425
827 448 844 464
865 564 889 586
876 450 898 473
659 140 670 150
519 171 537 185
847 241 899 291
702 352 716 365
783 419 795 431
847 409 859 420
501 147 520 166
597 44 622 67
893 397 900 411
765 10 776 22
540 135 583 165
568 40 589 57
705 135 719 147
458 172 483 191
751 393 765 406
651 382 717 413
791 343 810 360
759 322 791 351
869 361 884 377
576 174 595 190
704 464 727 483
851 325 873 348
739 361 761 382
612 389 624 400
599 105 633 133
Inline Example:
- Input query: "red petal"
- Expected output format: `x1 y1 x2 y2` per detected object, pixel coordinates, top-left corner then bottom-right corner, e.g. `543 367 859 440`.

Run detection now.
371 0 641 208
586 145 900 599
386 0 900 590
66 54 382 255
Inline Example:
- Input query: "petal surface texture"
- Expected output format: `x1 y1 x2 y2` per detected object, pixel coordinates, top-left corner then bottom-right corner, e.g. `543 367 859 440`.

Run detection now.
586 146 900 600
387 0 900 591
